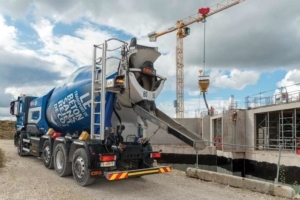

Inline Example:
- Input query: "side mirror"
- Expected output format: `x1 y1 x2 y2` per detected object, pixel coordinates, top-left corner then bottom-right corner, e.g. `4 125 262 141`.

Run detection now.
10 101 15 115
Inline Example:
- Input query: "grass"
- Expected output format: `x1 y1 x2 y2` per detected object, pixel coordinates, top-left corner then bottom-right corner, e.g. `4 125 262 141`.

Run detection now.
0 148 4 168
0 120 15 140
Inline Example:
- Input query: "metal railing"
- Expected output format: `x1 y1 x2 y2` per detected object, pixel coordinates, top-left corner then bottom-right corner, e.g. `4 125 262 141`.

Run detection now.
256 138 297 152
245 83 300 109
198 101 241 117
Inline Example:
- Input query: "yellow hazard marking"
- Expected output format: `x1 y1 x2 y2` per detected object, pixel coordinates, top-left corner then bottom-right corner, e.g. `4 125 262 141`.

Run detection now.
159 168 165 173
128 169 159 177
120 173 128 179
109 174 118 180
159 167 172 173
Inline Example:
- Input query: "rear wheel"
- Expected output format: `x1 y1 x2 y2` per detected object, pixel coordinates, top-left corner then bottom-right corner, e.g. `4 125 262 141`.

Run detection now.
54 143 72 177
42 140 54 169
72 148 95 187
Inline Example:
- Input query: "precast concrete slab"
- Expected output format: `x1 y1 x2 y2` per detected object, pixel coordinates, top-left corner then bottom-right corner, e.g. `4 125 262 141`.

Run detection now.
186 167 297 199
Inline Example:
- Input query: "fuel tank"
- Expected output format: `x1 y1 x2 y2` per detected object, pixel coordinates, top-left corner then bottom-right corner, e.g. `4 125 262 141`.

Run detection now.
45 66 116 134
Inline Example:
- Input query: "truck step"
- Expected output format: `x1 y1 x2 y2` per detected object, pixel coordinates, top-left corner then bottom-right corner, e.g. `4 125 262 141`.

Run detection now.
22 147 30 152
30 137 40 141
23 139 30 143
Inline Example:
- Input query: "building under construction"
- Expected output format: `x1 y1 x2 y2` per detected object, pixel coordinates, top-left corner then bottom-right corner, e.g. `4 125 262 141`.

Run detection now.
144 83 300 187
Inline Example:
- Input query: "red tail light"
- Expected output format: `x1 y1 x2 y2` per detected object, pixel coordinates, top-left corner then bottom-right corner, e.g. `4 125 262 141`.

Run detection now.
150 152 161 159
52 132 61 139
99 155 116 162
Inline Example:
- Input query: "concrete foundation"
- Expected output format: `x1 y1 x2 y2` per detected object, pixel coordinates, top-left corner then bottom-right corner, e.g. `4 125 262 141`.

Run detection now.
186 168 296 199
147 101 300 193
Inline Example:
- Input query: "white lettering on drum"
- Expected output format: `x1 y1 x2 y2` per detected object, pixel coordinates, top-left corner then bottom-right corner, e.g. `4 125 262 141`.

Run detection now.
53 91 91 127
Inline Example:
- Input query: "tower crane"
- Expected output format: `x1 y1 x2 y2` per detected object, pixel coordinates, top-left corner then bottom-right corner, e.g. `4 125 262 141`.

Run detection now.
148 0 244 118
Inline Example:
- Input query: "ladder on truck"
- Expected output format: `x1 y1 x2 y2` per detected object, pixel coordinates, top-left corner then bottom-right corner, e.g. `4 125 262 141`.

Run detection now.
91 38 128 140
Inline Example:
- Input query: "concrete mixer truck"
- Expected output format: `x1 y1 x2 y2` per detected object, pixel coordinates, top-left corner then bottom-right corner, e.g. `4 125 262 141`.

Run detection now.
9 38 207 186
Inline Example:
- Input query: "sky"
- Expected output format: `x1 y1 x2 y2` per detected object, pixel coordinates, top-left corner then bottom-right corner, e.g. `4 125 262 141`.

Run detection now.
0 0 300 120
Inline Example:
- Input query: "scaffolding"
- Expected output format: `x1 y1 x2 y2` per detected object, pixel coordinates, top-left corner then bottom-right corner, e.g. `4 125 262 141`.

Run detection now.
255 109 300 152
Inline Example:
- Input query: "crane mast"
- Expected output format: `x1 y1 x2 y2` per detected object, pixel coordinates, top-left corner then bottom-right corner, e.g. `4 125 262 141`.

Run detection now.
176 33 184 117
148 0 244 118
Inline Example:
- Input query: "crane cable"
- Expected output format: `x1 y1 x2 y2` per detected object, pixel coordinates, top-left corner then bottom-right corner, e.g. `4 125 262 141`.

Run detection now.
200 0 210 114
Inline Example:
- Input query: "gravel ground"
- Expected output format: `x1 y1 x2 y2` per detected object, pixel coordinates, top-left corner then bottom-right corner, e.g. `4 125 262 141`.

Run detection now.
0 140 285 200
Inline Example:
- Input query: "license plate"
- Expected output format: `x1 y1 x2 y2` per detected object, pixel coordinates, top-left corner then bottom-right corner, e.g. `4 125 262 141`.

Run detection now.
100 161 115 167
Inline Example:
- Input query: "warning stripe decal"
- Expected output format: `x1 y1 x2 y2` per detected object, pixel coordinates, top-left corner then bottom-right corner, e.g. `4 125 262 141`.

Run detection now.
159 167 172 173
107 166 172 181
108 172 128 181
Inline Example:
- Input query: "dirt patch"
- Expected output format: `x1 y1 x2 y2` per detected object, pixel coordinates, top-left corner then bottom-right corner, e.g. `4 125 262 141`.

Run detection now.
0 120 15 140
0 148 4 168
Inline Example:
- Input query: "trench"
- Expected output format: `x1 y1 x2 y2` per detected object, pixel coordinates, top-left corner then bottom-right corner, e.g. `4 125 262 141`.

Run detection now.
157 153 300 192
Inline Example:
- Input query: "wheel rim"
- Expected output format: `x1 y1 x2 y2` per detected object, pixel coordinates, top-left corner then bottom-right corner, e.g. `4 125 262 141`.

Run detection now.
74 157 85 179
43 146 51 164
56 150 64 170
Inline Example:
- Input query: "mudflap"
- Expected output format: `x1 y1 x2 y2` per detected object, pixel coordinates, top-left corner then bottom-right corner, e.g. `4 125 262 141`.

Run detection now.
103 166 172 181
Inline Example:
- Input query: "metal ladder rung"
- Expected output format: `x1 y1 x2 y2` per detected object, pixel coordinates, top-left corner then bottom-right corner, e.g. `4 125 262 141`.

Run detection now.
94 101 101 104
93 123 101 125
94 90 101 93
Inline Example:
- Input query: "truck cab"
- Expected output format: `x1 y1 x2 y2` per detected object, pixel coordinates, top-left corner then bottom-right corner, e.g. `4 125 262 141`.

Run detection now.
10 95 37 145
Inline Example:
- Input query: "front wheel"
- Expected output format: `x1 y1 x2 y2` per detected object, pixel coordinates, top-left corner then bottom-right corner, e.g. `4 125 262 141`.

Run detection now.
42 140 54 169
72 148 95 187
17 136 26 157
53 143 72 177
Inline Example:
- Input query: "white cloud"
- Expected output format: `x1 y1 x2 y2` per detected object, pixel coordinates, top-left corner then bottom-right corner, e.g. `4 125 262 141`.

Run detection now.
0 107 14 120
157 96 236 118
277 69 300 87
0 15 18 50
210 69 260 90
276 69 300 101
5 85 55 99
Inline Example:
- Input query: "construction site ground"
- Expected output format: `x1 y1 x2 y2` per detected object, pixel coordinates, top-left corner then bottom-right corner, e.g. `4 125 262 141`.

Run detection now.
0 121 15 140
0 140 284 200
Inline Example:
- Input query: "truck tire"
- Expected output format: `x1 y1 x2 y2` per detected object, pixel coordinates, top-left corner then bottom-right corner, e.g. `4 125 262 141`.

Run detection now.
42 140 54 169
17 136 26 157
53 143 72 177
72 148 95 187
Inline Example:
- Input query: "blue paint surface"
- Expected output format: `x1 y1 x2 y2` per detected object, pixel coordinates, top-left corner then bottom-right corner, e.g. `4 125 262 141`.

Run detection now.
44 66 118 135
30 89 54 134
